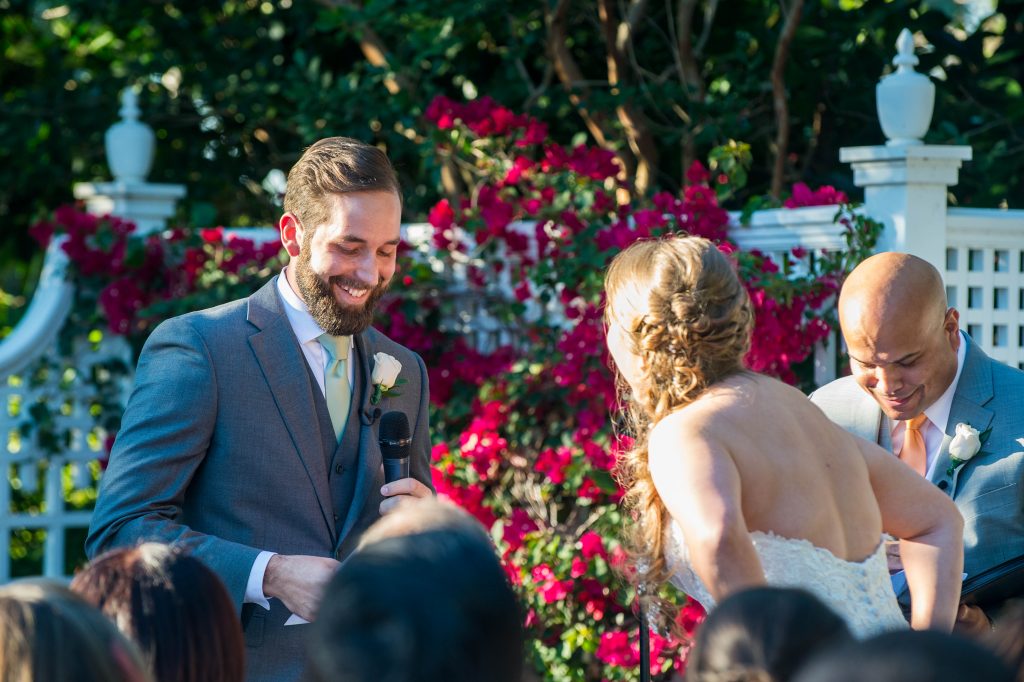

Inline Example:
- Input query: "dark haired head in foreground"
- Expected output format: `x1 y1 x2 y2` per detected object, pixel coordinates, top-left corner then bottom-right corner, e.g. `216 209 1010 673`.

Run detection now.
686 587 853 682
70 543 245 682
308 521 524 682
793 629 1014 682
0 581 149 682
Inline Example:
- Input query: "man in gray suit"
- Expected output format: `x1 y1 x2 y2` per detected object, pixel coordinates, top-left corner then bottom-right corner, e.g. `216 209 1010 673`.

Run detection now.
86 137 434 681
811 252 1024 634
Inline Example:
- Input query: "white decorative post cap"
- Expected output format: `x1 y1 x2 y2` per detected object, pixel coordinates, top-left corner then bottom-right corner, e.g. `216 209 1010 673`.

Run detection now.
104 88 156 183
876 29 936 147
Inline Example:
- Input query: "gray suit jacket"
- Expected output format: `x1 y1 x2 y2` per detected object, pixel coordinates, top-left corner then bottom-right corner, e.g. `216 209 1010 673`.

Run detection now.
85 276 433 681
811 336 1024 607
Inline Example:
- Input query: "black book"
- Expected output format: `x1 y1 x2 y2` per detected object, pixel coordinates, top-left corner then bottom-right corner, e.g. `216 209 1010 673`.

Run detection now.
960 555 1024 610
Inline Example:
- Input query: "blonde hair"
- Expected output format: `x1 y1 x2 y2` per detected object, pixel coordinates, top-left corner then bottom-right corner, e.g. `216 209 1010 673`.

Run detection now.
0 581 150 682
604 236 753 615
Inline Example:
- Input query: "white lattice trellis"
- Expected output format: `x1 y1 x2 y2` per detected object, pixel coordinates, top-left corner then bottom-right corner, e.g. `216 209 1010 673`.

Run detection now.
945 208 1024 370
1 335 131 581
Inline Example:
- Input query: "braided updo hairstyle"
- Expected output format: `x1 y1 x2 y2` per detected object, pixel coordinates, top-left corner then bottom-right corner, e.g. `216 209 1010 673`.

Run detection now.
604 236 753 620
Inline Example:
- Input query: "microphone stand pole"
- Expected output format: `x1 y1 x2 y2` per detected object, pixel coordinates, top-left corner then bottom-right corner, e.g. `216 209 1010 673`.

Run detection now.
638 589 651 682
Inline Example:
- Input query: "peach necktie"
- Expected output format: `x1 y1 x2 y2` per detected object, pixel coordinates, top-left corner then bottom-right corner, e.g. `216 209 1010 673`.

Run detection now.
899 414 929 477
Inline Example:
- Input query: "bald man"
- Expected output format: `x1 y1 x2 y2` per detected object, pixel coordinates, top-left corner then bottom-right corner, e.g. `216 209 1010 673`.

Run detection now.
811 252 1024 634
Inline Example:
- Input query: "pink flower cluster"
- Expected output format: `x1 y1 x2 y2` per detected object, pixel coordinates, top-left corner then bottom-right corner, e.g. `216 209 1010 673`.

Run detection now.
31 205 282 336
552 304 615 411
458 400 511 480
425 95 547 146
594 597 706 675
741 249 840 383
431 443 497 529
540 143 622 182
783 182 849 208
32 205 135 276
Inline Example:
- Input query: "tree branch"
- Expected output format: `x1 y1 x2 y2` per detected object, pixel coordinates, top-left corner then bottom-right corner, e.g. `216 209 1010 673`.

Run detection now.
674 0 710 181
695 0 720 56
596 0 658 195
769 0 805 198
314 0 415 96
675 0 703 94
544 0 611 147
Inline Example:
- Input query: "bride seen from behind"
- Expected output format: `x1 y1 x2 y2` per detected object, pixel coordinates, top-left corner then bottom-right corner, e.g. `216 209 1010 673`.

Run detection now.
604 235 964 635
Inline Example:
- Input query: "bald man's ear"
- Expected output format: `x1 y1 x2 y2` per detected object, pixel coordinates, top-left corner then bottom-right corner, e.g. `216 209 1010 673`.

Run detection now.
280 213 302 258
943 307 961 345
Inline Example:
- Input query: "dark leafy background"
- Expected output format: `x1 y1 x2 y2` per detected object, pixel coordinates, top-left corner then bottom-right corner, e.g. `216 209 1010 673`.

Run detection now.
2 0 1022 325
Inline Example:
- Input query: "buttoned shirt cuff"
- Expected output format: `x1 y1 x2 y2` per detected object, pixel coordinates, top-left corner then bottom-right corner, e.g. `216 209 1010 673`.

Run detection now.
244 551 276 610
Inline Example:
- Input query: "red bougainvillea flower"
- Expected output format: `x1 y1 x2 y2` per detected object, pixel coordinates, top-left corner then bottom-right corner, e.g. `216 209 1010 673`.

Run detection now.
502 508 539 552
580 531 608 560
596 630 639 668
531 563 574 604
784 182 849 208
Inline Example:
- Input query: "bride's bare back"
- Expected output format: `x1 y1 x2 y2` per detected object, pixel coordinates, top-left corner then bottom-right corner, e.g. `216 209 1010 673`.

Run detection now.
648 372 964 630
683 373 883 561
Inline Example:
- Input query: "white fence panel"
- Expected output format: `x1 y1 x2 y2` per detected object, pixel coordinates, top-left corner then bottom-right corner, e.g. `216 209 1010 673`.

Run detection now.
945 208 1024 370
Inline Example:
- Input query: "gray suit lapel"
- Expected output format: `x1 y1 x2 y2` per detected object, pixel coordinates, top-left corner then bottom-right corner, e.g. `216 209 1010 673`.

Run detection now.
878 412 893 453
334 330 383 551
928 433 955 494
846 387 890 450
927 337 994 496
246 277 336 537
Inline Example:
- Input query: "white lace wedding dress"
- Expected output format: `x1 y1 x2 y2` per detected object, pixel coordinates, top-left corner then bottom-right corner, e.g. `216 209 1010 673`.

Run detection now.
666 523 908 638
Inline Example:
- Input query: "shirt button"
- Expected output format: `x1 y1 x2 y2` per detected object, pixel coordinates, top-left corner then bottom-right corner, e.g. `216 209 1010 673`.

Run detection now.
333 514 340 522
335 464 344 474
938 480 949 490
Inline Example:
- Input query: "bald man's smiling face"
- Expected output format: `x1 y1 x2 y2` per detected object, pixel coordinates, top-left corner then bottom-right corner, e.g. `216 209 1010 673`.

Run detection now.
842 303 961 422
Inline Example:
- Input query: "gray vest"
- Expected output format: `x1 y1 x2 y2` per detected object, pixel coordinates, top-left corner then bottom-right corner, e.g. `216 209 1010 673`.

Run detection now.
306 358 364 547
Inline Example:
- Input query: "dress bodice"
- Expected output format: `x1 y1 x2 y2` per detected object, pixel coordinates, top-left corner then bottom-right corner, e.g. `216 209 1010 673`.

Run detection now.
666 523 908 638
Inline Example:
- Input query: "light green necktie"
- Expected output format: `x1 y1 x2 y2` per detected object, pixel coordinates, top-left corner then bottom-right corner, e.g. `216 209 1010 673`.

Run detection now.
317 333 352 442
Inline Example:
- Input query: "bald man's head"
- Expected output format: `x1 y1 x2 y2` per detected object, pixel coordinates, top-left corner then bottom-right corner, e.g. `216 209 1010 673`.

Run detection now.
838 253 961 421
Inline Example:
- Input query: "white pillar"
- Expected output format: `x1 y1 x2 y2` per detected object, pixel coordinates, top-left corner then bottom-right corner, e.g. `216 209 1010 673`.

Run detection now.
839 29 971 272
840 145 971 271
73 88 185 235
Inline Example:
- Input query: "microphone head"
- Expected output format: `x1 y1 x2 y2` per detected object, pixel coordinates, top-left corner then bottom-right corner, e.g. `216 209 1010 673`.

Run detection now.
379 411 412 460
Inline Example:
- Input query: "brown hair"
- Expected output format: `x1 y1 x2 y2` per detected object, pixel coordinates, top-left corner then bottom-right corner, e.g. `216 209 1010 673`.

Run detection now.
283 136 402 229
687 587 852 682
604 236 753 618
71 543 244 682
0 581 150 682
309 525 524 682
358 498 491 550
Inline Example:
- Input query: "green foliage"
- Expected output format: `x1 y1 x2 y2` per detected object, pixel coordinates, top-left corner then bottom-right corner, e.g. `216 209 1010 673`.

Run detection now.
2 0 1021 285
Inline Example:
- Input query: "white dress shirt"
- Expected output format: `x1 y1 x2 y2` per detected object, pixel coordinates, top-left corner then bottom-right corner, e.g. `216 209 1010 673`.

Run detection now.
889 331 968 479
244 269 353 609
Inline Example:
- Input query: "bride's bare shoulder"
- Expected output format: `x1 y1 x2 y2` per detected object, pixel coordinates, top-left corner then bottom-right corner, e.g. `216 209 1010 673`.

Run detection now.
648 397 732 467
648 373 811 456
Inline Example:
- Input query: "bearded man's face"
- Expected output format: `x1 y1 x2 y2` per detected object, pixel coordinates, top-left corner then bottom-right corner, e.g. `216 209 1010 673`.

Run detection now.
293 191 401 336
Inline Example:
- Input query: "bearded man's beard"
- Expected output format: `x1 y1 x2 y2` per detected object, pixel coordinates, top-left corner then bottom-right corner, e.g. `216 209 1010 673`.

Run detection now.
295 249 390 336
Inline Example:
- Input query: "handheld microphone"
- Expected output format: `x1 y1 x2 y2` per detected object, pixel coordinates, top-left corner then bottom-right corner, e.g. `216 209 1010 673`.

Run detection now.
379 411 411 483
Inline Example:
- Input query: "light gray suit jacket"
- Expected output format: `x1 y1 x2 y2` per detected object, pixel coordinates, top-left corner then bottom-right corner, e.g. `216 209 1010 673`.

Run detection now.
85 276 433 681
811 336 1024 607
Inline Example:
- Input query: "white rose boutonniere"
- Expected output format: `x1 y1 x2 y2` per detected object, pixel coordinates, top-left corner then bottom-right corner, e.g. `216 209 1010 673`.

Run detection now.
945 422 989 477
371 353 404 404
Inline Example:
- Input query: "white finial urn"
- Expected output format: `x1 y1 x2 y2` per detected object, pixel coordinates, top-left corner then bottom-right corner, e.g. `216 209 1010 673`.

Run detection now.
876 29 935 146
104 88 156 183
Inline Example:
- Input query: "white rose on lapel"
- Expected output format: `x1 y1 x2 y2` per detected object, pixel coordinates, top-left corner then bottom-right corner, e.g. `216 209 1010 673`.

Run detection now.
949 423 981 460
371 353 404 404
945 422 987 477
